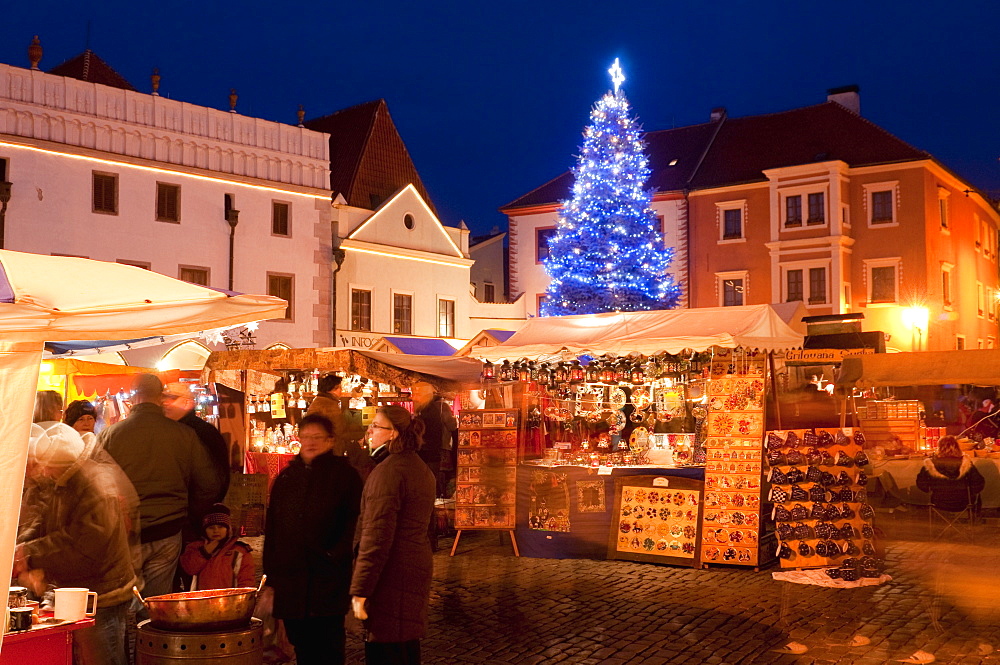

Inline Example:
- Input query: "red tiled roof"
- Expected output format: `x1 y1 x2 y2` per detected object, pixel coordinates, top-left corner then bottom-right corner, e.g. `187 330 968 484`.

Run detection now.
48 50 135 91
688 102 929 190
305 99 436 213
502 101 932 211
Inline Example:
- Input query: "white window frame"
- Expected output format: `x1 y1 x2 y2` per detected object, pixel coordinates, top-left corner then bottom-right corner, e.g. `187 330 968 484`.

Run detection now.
779 185 829 231
716 270 748 307
863 181 900 228
941 262 954 311
975 214 982 254
780 259 831 308
716 200 747 243
937 187 950 232
437 296 456 338
863 257 901 306
978 282 986 319
392 290 414 335
349 284 374 332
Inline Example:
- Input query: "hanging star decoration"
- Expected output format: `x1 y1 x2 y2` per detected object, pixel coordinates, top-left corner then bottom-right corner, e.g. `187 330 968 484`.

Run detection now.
608 58 625 93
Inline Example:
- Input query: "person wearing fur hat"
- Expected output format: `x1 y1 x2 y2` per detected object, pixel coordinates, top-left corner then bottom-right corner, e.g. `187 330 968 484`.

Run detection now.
15 420 139 665
179 503 255 590
916 435 986 512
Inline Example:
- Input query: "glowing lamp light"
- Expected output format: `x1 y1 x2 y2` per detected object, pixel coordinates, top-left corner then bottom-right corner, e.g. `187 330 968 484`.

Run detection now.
901 306 929 330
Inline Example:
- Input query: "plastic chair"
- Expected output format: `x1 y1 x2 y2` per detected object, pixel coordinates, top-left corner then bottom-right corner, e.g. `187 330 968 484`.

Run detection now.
927 486 977 541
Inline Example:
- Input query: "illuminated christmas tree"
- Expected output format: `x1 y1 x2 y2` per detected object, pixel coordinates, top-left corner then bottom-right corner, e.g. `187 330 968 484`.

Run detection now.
541 59 681 316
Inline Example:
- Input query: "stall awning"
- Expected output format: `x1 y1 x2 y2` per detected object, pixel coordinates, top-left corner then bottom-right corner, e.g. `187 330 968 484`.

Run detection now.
840 349 1000 388
378 336 456 356
470 304 804 361
202 347 483 392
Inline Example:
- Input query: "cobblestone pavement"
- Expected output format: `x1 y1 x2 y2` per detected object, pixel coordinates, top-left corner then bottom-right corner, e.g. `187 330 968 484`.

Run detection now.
342 509 1000 665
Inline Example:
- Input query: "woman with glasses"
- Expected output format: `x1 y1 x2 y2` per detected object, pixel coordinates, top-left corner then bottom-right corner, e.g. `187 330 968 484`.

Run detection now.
263 413 362 665
351 406 436 664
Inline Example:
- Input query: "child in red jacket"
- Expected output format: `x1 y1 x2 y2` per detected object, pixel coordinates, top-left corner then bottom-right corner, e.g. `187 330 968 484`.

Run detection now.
180 503 255 590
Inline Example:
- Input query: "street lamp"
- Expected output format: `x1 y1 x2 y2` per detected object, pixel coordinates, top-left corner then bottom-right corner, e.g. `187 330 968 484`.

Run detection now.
901 306 929 351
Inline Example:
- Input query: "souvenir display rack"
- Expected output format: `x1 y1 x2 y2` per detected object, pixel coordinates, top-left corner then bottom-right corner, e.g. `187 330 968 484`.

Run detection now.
608 475 704 567
451 409 520 556
700 347 771 567
854 399 924 452
765 427 880 572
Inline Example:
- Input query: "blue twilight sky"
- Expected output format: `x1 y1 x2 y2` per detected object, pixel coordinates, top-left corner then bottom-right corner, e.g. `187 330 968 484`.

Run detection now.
2 1 999 237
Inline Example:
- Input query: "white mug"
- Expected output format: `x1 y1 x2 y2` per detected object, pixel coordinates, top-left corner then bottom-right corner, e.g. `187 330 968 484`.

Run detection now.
54 587 97 621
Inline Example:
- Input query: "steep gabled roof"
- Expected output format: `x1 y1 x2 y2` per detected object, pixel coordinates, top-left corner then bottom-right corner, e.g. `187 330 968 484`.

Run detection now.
305 99 436 213
688 102 930 190
501 100 933 211
48 50 135 91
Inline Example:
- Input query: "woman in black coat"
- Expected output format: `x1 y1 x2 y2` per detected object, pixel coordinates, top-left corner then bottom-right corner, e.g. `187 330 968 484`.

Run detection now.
351 406 437 665
263 414 362 665
916 435 986 512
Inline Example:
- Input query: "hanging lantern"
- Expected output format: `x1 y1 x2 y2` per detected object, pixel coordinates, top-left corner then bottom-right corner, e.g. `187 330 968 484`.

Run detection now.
613 359 629 383
586 359 602 383
481 360 495 381
630 362 646 385
517 361 531 383
529 361 541 382
537 363 552 386
600 360 616 384
499 360 513 382
553 362 570 384
569 360 585 383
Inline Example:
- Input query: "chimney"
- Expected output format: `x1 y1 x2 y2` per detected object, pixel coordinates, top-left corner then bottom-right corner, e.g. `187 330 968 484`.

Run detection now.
710 107 727 122
827 85 860 115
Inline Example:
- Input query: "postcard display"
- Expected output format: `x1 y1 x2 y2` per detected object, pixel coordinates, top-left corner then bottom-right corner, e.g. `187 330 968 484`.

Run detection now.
700 348 769 567
766 427 878 572
452 409 520 556
608 475 704 567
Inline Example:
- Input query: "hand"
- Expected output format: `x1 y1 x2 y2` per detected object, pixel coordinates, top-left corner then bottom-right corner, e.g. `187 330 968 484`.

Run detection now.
352 596 368 620
11 545 26 577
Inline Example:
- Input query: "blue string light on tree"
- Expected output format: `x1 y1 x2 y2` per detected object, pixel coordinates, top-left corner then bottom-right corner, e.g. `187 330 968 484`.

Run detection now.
541 58 682 316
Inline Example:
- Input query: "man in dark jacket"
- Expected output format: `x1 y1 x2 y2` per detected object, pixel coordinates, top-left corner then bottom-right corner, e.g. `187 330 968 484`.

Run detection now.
263 414 362 665
99 374 220 597
411 381 457 497
162 381 230 503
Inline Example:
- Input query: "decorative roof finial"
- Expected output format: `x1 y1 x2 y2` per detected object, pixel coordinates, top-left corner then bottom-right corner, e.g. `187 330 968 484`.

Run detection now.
151 68 161 96
229 88 238 113
28 36 43 71
608 57 625 94
297 104 305 128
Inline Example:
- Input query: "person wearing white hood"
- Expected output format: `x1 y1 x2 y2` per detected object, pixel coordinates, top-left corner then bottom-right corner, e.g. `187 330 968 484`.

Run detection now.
16 407 140 665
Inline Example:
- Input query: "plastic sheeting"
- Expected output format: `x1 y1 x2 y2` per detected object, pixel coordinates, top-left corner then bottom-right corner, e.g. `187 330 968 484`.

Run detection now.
839 349 1000 388
471 304 804 361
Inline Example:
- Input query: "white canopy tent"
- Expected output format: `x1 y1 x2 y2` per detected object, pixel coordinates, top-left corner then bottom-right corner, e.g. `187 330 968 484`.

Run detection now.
470 304 804 361
0 250 286 643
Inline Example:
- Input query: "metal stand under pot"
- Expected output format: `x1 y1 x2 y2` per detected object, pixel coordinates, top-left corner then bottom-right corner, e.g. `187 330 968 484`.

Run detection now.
137 618 264 665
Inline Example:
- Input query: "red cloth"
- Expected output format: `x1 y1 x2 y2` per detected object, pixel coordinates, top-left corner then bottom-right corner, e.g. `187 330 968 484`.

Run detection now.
245 451 295 492
179 537 255 590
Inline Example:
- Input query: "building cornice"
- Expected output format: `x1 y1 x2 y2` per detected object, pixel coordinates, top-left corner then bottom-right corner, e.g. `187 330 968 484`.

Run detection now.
340 238 474 268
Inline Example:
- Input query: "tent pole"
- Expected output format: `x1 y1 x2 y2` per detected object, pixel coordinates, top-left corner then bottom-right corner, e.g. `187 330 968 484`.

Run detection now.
768 351 782 430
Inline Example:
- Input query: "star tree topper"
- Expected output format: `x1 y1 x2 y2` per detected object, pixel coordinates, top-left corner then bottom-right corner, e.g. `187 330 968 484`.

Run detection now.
608 58 625 93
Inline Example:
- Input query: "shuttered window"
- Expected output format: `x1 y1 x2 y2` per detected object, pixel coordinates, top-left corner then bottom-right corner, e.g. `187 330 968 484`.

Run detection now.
268 273 294 320
156 183 180 222
272 202 290 236
93 172 118 214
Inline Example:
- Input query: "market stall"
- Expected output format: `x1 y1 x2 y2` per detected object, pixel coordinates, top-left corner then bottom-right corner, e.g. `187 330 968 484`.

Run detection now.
471 305 804 566
839 349 1000 506
0 250 285 652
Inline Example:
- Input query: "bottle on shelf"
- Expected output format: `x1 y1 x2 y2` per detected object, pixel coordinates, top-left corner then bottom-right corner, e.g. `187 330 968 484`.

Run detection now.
247 395 257 414
261 394 271 413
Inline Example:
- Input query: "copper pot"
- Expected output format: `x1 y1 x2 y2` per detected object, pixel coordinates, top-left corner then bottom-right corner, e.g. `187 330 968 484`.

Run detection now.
132 575 265 632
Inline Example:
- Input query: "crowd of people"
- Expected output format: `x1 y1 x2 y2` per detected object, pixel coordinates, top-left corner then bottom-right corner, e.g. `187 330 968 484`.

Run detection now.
15 372 451 665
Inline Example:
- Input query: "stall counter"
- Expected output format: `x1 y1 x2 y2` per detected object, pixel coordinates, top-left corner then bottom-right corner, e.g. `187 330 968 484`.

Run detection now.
1 618 95 665
516 464 705 559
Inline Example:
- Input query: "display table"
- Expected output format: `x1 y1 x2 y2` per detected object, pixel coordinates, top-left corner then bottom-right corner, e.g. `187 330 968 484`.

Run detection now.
870 457 1000 508
516 464 705 559
0 618 95 664
244 451 295 491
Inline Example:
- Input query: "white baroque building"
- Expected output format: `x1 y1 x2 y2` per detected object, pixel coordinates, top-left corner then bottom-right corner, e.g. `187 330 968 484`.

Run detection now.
0 47 334 356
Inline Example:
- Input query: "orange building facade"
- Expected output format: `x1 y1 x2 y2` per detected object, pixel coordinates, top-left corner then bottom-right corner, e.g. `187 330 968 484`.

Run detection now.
503 88 1000 352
